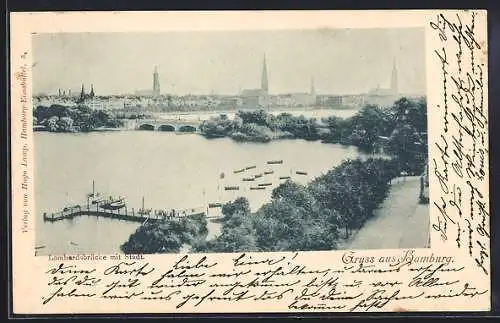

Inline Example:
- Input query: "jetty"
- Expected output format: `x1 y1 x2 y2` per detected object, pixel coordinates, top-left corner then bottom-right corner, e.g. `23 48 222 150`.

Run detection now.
42 181 208 223
43 202 206 223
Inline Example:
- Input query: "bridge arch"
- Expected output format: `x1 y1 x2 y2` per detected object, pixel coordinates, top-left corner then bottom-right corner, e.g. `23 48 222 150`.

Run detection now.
158 124 176 132
178 125 197 133
138 124 155 131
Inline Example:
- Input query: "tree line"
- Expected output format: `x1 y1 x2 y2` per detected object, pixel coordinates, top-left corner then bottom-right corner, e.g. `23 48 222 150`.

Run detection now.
121 213 208 253
33 104 123 132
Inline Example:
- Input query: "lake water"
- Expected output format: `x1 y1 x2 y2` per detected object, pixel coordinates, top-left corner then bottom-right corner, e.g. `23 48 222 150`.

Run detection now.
35 109 377 255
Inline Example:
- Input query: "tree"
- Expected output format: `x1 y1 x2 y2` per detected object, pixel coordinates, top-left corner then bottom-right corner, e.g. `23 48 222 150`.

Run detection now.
46 116 59 132
221 197 250 220
208 200 259 252
308 158 398 239
271 180 315 211
390 97 427 133
120 213 209 254
200 114 241 138
322 116 346 143
236 109 269 126
57 116 74 132
209 224 259 252
386 123 425 174
121 221 184 254
346 105 390 151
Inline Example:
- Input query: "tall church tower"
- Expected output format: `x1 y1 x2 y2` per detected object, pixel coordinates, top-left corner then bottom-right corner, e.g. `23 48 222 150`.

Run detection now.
390 58 398 96
261 54 268 95
310 76 317 106
79 83 86 102
153 66 160 97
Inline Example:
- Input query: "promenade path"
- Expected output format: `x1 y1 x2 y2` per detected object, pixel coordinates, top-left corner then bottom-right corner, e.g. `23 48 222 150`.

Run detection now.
346 176 430 250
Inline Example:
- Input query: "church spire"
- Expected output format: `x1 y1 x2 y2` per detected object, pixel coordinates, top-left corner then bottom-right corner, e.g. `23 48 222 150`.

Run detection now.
90 84 95 98
391 58 398 96
79 83 86 102
153 65 160 97
261 54 268 95
310 76 315 95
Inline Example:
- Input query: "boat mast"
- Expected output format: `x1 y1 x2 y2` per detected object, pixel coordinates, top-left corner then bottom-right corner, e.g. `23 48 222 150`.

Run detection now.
92 180 95 196
142 196 145 211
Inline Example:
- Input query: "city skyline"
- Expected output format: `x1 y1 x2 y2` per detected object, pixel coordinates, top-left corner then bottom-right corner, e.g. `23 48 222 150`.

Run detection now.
32 28 426 96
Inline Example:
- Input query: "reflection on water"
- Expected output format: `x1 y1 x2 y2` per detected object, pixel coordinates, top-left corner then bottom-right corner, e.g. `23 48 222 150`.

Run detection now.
35 116 377 255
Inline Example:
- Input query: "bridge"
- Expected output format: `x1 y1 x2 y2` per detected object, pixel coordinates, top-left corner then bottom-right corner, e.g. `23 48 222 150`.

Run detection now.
122 117 204 132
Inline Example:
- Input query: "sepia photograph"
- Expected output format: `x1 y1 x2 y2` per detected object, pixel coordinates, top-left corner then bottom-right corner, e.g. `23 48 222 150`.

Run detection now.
32 28 429 256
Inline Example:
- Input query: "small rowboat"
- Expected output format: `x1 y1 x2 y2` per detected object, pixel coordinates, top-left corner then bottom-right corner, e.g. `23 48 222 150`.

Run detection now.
250 187 266 190
279 176 291 180
225 186 240 191
258 183 273 187
267 160 283 164
296 171 308 175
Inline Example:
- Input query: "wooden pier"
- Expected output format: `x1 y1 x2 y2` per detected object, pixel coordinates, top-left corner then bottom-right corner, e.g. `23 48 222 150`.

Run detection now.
43 201 207 223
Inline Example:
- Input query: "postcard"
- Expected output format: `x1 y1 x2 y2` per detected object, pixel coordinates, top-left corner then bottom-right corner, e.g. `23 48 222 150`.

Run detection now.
10 10 489 314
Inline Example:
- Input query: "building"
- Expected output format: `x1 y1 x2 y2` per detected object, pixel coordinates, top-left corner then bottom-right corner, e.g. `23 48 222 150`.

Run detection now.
77 83 96 104
134 89 154 96
153 66 160 97
134 66 161 98
241 54 269 108
362 59 401 107
277 77 317 107
317 95 343 107
341 94 366 108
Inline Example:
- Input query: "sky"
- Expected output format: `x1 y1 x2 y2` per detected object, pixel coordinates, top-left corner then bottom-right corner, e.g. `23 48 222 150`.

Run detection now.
32 28 426 96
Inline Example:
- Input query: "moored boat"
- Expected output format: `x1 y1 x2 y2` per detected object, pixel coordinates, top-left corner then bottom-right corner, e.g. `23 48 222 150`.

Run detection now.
296 171 308 175
250 187 266 190
100 197 126 210
233 169 245 174
63 205 80 212
245 165 257 170
92 197 105 204
258 183 273 187
208 203 223 208
242 178 255 182
225 186 240 191
267 160 283 164
254 174 263 178
264 170 274 175
279 176 291 180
